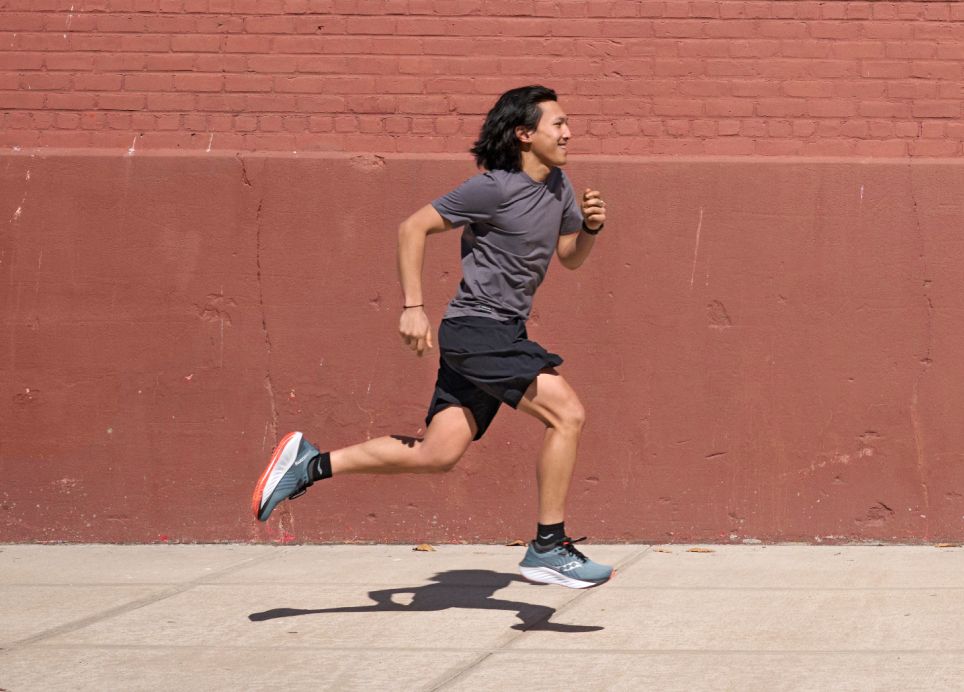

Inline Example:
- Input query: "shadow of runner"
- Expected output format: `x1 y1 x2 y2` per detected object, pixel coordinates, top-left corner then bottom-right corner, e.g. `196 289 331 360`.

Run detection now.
249 569 603 632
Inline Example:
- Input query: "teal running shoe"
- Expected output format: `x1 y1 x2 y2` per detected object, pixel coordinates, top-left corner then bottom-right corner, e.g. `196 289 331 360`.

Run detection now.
252 432 320 521
519 537 613 588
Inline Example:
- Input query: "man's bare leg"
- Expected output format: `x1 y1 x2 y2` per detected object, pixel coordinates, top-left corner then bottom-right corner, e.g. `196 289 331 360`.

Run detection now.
514 369 611 587
329 405 476 475
515 369 586 525
253 406 475 521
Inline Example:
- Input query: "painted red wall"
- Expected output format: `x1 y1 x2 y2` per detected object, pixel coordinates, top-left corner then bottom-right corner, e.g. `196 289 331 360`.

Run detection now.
3 1 964 542
2 152 963 543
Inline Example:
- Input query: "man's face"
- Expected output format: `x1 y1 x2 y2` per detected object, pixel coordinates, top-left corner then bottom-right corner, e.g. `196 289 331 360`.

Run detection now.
521 100 571 167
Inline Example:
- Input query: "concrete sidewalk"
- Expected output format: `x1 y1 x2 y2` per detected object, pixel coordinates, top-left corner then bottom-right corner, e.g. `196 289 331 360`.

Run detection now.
1 544 962 691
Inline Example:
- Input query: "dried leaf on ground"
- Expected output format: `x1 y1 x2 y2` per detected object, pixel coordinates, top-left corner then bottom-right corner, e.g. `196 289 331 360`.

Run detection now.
687 547 715 553
653 547 673 553
936 543 961 548
505 539 527 546
413 543 436 552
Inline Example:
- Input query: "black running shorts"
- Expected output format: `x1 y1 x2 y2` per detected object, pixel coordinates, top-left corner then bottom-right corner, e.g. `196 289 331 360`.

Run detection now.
425 316 563 440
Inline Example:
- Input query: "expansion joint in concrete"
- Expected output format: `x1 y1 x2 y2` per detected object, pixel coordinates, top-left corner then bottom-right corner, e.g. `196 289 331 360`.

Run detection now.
425 546 654 691
0 549 282 654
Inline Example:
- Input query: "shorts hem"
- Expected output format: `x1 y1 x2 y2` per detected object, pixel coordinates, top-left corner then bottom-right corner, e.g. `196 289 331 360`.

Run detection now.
425 402 489 441
504 354 563 409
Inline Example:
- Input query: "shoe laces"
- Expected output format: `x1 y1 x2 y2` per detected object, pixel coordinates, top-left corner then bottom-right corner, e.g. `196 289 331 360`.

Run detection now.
558 536 588 562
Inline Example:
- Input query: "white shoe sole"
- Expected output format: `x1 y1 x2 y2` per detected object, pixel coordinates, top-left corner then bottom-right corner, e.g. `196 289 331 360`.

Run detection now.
519 565 607 589
252 432 302 518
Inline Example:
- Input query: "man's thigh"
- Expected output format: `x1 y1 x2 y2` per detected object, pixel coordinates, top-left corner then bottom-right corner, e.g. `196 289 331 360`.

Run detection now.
422 405 477 457
516 368 584 427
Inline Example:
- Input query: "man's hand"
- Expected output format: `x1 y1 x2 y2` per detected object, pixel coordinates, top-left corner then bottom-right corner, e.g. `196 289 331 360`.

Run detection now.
399 307 433 356
581 188 606 231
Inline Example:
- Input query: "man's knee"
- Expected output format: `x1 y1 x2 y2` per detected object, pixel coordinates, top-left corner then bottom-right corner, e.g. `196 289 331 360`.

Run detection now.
561 399 586 432
547 396 586 433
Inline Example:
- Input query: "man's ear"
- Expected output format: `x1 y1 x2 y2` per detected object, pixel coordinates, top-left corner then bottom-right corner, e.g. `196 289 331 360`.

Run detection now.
515 125 533 143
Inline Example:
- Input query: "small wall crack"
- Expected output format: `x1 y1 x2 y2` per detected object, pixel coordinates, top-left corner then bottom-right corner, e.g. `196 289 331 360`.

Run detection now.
243 153 278 445
238 153 252 188
908 163 932 535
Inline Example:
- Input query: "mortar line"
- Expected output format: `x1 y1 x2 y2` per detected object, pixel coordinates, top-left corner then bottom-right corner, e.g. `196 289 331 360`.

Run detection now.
0 548 287 653
425 546 654 691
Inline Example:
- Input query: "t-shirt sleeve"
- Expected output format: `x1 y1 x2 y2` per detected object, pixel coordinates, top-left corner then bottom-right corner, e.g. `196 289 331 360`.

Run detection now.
560 173 584 235
431 172 503 227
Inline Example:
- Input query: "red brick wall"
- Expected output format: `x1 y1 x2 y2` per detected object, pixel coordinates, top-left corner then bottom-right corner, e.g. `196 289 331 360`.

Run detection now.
3 0 964 156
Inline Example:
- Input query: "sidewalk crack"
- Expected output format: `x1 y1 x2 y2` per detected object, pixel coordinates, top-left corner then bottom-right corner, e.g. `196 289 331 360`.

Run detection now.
0 549 282 653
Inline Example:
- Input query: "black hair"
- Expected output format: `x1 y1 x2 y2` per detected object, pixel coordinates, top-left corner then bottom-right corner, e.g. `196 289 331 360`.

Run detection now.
470 85 558 172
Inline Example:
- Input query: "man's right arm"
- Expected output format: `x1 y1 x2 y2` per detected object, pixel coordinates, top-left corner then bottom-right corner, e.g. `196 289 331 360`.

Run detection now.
397 204 452 357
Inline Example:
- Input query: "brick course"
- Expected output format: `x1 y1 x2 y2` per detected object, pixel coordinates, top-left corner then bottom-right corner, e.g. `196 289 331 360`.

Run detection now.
1 0 963 155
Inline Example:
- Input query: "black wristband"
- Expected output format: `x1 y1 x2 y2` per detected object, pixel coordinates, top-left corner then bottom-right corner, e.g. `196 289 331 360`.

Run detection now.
403 304 423 310
582 220 603 235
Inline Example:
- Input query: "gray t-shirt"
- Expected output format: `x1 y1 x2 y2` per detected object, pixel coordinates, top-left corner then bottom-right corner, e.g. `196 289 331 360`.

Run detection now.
432 167 584 322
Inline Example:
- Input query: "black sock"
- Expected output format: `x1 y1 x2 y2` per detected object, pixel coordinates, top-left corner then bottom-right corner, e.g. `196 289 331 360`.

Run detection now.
307 452 332 483
535 521 565 549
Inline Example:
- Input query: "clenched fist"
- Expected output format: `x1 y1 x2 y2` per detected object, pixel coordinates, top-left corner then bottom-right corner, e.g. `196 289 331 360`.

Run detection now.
399 306 433 357
581 188 606 231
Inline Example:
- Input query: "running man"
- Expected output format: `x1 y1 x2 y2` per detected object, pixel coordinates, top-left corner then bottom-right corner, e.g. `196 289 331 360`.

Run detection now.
252 85 612 588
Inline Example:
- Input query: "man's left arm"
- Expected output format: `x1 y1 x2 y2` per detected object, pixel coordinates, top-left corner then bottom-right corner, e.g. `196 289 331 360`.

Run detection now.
557 188 606 270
